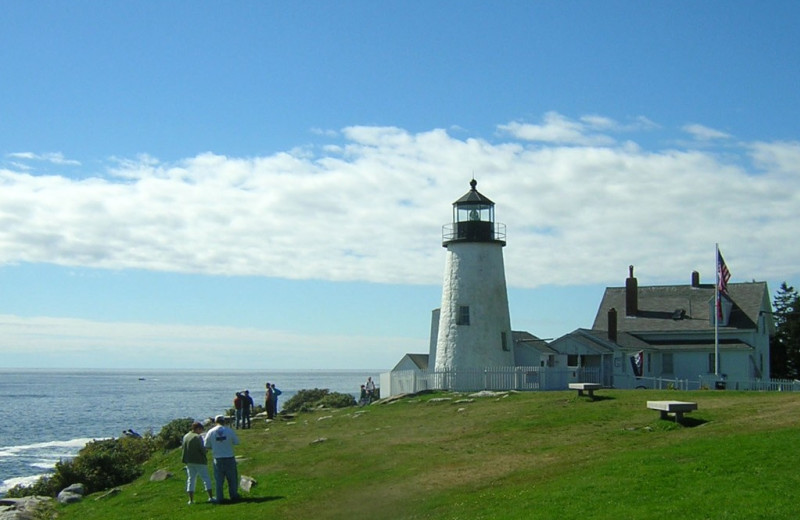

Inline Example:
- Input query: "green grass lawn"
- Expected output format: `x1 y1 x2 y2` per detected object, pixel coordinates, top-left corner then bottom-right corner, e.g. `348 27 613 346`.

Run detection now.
52 389 800 519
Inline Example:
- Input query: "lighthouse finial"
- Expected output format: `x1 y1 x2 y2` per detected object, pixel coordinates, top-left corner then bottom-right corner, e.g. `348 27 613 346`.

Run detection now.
470 178 477 190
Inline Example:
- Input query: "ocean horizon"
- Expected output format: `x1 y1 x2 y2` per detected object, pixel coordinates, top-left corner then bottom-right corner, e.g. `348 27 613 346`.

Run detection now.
0 368 384 495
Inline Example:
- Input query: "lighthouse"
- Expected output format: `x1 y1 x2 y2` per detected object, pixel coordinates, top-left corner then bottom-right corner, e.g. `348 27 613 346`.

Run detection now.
433 180 514 387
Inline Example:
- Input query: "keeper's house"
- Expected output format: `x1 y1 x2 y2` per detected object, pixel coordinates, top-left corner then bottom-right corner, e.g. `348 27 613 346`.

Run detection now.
554 266 773 389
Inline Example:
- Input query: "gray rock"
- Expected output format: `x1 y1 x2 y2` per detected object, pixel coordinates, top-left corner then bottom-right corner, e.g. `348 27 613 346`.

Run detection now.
61 483 85 496
57 491 83 505
0 496 53 520
149 469 173 481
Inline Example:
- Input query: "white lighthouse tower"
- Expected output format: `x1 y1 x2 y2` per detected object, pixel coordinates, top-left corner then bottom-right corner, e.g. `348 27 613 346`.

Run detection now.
434 180 514 388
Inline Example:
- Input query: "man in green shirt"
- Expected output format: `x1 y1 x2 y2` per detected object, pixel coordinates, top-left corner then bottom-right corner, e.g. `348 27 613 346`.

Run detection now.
181 421 215 504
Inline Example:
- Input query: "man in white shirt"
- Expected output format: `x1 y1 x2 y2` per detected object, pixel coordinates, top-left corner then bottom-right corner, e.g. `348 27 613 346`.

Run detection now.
203 415 241 502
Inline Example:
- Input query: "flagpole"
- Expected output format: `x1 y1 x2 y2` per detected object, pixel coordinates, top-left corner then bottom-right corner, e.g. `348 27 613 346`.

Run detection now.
714 243 720 377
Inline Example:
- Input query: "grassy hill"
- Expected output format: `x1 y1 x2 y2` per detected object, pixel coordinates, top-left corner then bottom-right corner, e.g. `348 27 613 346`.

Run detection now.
52 389 800 520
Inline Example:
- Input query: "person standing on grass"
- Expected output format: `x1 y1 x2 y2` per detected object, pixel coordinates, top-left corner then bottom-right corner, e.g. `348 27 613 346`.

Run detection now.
270 383 282 418
181 421 214 505
204 415 241 503
242 390 254 429
233 392 243 429
365 376 376 402
265 382 274 419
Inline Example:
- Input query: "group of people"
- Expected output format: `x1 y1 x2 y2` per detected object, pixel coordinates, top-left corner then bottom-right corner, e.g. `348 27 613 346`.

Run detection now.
181 380 284 504
233 390 254 429
232 383 283 428
181 377 378 504
359 376 377 405
181 415 240 505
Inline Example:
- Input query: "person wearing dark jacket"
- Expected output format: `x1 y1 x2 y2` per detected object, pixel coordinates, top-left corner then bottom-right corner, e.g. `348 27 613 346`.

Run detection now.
241 390 254 429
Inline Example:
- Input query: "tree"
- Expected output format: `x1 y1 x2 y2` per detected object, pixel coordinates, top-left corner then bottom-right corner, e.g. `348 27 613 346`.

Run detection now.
771 282 800 379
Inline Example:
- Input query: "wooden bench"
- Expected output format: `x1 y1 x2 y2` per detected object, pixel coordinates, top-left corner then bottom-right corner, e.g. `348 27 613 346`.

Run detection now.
569 382 601 399
647 400 698 423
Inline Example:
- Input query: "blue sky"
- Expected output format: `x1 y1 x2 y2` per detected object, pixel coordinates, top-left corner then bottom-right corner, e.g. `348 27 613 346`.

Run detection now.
2 1 799 370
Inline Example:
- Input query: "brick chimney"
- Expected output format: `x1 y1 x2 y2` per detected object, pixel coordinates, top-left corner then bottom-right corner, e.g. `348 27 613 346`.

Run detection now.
608 307 618 342
691 270 700 287
625 265 638 317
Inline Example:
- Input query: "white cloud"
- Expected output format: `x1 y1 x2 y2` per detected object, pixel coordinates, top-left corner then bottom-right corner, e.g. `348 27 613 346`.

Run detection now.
7 152 81 166
1 112 799 290
497 112 616 146
682 123 733 141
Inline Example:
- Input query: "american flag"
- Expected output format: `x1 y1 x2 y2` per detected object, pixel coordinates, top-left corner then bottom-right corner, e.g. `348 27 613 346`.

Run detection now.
630 350 643 377
717 250 731 295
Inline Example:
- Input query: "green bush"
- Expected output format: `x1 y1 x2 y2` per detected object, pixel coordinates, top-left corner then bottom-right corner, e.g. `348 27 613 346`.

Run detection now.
318 392 357 409
282 388 356 413
155 417 195 450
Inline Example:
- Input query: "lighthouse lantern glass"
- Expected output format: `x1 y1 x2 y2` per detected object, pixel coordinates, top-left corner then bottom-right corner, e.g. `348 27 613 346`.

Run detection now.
455 203 492 223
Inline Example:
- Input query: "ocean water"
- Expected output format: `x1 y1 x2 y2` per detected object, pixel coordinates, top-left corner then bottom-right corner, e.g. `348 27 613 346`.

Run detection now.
0 368 380 495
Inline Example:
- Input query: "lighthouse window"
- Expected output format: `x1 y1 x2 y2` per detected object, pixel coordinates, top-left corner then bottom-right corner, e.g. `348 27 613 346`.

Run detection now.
457 306 470 325
501 332 509 351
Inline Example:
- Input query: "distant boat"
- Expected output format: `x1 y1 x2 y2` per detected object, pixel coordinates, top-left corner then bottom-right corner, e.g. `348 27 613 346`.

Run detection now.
138 377 146 381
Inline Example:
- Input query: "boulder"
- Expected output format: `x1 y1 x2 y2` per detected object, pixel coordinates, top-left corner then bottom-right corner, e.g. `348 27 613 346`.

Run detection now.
0 496 53 520
61 483 85 496
57 482 86 504
149 469 173 481
57 490 83 505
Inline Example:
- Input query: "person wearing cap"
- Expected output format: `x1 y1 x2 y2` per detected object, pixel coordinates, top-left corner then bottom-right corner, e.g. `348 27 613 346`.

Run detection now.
203 415 241 502
181 421 214 505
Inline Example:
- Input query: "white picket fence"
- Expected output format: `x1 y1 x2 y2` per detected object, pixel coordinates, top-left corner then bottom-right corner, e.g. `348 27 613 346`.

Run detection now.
384 368 800 396
385 367 601 395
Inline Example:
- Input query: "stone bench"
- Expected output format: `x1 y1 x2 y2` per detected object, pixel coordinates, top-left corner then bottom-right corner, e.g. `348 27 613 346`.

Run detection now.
569 382 601 399
647 400 698 423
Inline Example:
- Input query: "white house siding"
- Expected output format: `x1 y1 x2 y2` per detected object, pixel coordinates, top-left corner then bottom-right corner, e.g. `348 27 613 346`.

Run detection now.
434 241 514 373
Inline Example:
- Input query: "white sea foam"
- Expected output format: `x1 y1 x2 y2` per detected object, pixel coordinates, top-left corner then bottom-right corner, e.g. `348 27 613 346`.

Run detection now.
0 438 102 495
0 474 47 494
0 438 98 458
29 461 58 470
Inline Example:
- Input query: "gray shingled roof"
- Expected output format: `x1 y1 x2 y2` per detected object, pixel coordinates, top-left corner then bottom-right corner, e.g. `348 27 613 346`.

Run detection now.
591 282 770 333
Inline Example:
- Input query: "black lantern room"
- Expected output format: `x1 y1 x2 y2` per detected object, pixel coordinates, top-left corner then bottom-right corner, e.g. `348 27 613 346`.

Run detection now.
442 179 506 246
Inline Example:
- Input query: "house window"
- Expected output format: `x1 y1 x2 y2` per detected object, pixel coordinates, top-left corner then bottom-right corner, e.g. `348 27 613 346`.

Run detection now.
708 353 716 374
457 306 470 325
567 355 579 367
662 353 674 375
501 331 509 351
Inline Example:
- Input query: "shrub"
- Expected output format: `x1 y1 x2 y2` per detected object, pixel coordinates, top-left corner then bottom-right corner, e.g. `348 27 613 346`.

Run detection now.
282 388 356 413
155 417 195 450
318 392 357 409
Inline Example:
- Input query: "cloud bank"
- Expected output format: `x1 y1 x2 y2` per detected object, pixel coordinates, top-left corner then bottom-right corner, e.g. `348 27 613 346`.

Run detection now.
2 112 799 289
